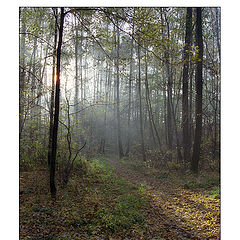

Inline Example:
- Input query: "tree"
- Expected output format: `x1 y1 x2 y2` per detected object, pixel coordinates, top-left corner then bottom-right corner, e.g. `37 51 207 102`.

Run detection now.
19 8 26 140
125 18 135 156
48 8 58 167
191 8 203 174
50 7 65 199
182 7 192 164
115 20 124 159
19 7 220 178
137 34 146 162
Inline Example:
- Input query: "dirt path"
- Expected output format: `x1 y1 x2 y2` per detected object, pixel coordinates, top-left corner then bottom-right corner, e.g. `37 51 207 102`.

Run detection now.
108 156 220 240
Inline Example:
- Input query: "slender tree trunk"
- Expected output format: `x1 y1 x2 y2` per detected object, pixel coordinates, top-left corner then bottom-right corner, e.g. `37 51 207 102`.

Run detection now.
161 10 173 160
29 37 38 142
166 56 173 160
48 8 58 167
171 95 183 163
191 8 203 174
163 85 168 146
215 7 221 166
125 23 134 156
182 7 192 163
215 8 221 60
189 65 194 148
101 62 110 154
74 16 79 121
144 51 156 147
116 22 124 158
137 36 146 161
79 28 83 103
50 7 65 199
19 9 26 140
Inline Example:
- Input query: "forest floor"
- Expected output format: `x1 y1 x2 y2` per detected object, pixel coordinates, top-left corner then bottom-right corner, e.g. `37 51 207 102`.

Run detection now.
108 156 220 240
20 155 220 240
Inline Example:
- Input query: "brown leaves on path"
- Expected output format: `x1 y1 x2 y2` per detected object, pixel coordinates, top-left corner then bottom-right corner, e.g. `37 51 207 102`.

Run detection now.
109 156 220 240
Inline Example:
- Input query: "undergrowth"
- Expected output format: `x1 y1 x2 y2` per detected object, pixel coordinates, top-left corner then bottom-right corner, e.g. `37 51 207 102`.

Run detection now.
20 156 149 239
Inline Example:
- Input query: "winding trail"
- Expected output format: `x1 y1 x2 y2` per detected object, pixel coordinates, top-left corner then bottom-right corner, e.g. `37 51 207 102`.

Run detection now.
108 156 220 240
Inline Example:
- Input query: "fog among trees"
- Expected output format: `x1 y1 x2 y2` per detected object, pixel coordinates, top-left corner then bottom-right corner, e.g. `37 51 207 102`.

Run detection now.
19 7 221 239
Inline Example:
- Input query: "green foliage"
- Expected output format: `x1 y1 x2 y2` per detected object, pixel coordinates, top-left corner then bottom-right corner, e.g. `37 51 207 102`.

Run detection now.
198 177 220 188
183 176 220 190
168 161 182 170
66 157 148 234
138 183 147 193
20 136 48 171
73 156 89 176
207 186 220 200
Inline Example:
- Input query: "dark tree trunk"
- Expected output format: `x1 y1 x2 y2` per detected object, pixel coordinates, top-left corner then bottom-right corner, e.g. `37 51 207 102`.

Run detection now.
50 7 65 199
48 8 58 167
191 8 203 174
182 7 192 163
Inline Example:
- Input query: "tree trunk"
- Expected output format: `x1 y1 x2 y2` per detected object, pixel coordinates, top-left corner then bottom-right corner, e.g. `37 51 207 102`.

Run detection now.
125 22 134 156
116 22 124 158
50 7 65 199
74 16 79 122
19 9 26 140
144 51 156 147
47 8 58 167
191 8 203 174
161 10 173 160
182 7 192 163
137 36 146 161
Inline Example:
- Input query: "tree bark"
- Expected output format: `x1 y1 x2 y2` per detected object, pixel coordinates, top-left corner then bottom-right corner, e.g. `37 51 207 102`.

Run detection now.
137 36 146 161
182 7 192 163
19 9 26 140
191 8 203 174
116 21 124 158
50 7 65 199
145 50 162 149
125 23 134 156
48 8 58 167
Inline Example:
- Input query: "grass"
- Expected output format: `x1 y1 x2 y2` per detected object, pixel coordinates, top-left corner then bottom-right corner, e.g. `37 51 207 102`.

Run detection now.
183 176 220 190
20 156 149 239
207 186 220 199
20 155 220 239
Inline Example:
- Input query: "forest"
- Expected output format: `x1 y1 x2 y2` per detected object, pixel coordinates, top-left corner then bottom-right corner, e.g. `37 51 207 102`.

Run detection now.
19 7 220 240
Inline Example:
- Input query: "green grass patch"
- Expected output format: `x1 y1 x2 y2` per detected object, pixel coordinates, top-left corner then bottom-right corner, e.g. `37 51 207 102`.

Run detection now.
85 157 148 233
20 156 150 239
207 186 220 200
63 156 148 236
183 176 220 191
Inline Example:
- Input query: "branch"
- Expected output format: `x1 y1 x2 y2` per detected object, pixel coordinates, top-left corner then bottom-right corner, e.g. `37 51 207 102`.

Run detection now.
71 141 87 168
103 9 167 64
72 13 113 62
20 32 54 49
